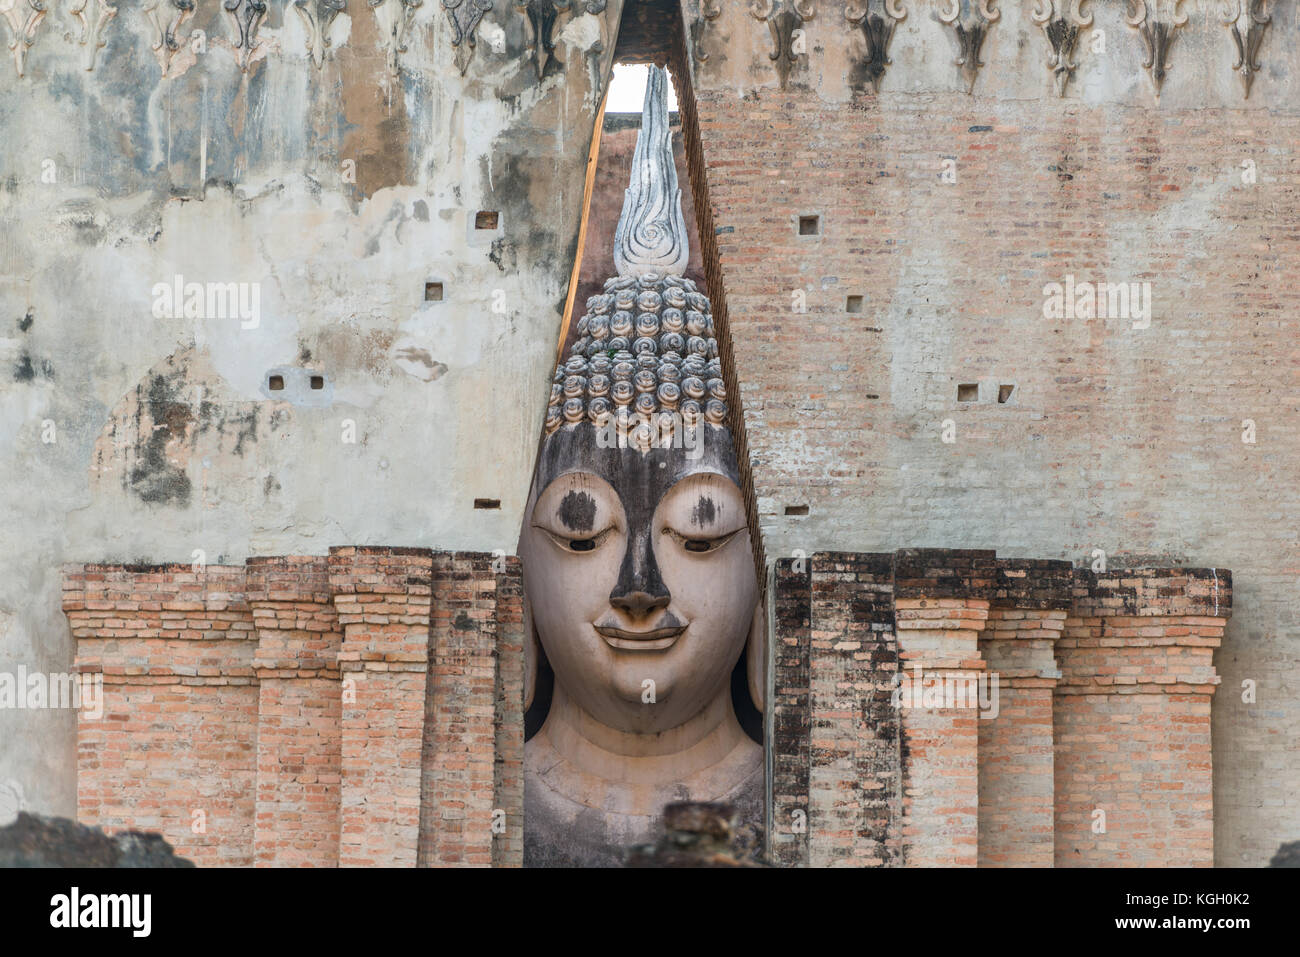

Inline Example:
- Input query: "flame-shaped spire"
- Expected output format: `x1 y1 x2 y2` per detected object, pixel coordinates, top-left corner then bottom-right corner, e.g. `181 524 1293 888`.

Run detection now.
613 67 690 279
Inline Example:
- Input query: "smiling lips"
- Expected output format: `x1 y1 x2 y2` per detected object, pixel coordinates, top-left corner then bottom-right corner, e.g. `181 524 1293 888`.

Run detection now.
594 622 687 651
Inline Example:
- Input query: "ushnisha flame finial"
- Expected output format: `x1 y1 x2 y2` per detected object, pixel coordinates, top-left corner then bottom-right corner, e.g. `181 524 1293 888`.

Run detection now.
544 66 727 438
613 66 690 279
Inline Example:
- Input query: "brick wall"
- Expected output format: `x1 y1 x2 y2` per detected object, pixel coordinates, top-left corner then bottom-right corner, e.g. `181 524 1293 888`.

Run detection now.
690 42 1297 864
247 556 341 867
64 564 257 867
772 552 901 868
63 549 525 867
978 560 1074 867
1055 569 1230 867
808 552 899 867
418 552 500 867
893 551 992 867
770 549 1230 866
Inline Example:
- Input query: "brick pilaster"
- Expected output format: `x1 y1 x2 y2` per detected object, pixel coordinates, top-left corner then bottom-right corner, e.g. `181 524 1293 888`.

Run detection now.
329 546 433 868
246 556 341 867
64 563 257 867
491 557 526 868
417 552 504 867
807 552 899 867
771 555 812 867
977 559 1073 867
893 549 993 867
1055 568 1231 867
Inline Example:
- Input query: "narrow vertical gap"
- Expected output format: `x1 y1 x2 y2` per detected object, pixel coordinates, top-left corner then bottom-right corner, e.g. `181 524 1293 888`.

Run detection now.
556 87 610 366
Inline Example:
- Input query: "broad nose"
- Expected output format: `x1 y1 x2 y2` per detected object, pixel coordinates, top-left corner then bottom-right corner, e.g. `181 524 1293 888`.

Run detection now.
610 527 671 618
610 588 671 617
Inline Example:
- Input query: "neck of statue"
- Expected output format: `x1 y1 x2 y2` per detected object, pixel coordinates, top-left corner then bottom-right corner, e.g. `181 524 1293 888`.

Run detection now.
538 679 753 789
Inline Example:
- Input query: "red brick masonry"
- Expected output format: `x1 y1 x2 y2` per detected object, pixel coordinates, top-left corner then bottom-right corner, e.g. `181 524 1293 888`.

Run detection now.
64 547 524 868
65 547 1227 867
773 550 1231 867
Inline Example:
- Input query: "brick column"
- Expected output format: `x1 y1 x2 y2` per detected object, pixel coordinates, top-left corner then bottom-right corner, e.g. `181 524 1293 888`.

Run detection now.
64 563 257 867
246 556 342 867
807 552 899 867
417 552 504 867
977 559 1073 867
893 549 993 867
771 556 812 867
491 557 526 868
1055 568 1232 867
329 546 433 867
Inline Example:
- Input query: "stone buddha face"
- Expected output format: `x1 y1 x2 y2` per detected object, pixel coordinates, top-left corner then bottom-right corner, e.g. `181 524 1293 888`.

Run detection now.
520 420 759 735
519 66 764 864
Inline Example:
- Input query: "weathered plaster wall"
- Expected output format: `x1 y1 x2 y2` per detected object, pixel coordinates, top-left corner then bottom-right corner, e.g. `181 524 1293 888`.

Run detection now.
681 0 1299 865
0 1 623 817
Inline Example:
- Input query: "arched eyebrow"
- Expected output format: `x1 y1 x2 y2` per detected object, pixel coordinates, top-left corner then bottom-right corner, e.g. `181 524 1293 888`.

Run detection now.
556 489 599 532
661 473 745 530
690 494 719 528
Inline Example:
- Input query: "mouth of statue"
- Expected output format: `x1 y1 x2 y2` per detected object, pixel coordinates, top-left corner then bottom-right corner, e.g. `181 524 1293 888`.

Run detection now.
593 622 687 651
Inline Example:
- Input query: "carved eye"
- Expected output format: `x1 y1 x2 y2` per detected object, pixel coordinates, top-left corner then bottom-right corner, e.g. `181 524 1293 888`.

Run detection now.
569 539 596 552
664 527 741 554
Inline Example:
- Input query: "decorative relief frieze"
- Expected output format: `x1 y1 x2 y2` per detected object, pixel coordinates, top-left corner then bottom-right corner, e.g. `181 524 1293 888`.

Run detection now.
845 0 905 94
442 0 493 74
293 0 346 69
371 0 420 74
1125 0 1186 100
144 0 196 76
1219 0 1269 100
0 0 46 77
512 0 606 79
223 0 266 72
750 0 815 90
693 0 721 63
70 0 116 72
1030 0 1091 97
937 0 998 94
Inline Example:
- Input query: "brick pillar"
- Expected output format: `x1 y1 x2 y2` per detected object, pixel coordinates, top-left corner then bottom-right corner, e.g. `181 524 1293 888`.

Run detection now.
976 559 1073 867
893 549 993 867
807 552 899 867
246 556 342 867
771 556 812 867
64 563 257 867
1055 568 1231 867
417 552 505 867
329 546 433 867
491 557 526 868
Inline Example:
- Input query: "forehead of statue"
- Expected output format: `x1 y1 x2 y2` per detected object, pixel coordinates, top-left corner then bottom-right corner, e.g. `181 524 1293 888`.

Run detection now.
532 423 741 514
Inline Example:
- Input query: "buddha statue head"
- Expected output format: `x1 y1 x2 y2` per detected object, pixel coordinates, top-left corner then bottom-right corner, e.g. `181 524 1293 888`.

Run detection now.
519 67 764 866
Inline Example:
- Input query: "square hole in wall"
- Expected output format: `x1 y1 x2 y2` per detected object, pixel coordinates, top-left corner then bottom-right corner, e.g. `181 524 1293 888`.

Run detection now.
798 215 820 236
957 383 979 402
998 384 1014 404
268 375 284 391
846 295 864 314
425 282 444 302
785 504 809 516
310 375 324 390
475 210 499 230
474 498 501 510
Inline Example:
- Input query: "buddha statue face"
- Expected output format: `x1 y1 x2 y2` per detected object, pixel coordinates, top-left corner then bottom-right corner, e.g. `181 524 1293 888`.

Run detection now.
520 421 758 734
520 67 764 864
